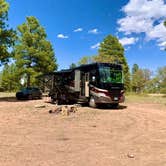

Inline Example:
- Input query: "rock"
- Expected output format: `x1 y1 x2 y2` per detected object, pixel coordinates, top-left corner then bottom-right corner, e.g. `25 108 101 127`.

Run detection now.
127 154 135 158
70 106 78 113
49 110 53 113
48 107 61 114
61 106 69 116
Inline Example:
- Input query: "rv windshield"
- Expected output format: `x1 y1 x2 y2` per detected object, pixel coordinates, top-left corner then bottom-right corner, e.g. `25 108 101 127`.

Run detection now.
99 66 123 84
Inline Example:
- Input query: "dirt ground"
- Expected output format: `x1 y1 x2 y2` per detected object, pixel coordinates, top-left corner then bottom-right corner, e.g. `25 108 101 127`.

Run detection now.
0 95 166 166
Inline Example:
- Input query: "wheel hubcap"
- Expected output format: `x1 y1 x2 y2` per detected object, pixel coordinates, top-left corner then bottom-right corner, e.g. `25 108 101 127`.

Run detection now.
89 97 96 108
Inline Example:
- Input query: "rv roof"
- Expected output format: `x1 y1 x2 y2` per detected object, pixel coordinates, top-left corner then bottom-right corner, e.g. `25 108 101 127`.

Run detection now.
38 63 122 78
56 63 122 73
38 63 122 77
74 62 122 70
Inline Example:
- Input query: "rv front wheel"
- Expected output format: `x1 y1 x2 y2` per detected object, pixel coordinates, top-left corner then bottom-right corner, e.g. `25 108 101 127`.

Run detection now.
89 96 97 108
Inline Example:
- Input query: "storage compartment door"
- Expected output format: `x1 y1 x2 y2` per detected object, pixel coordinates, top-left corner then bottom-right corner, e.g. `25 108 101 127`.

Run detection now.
74 70 80 92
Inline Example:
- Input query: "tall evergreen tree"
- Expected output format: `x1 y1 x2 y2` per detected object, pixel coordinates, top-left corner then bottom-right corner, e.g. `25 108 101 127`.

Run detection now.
0 0 15 65
14 16 57 86
94 35 130 90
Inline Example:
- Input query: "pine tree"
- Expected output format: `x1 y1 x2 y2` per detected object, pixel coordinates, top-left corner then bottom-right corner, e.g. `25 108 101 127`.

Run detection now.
14 16 57 86
0 0 15 65
94 35 130 90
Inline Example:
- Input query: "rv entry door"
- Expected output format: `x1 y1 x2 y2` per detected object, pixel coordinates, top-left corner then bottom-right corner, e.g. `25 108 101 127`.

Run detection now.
80 72 89 97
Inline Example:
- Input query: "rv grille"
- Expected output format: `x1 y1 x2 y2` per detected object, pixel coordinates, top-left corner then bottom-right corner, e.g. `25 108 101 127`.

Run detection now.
110 89 121 98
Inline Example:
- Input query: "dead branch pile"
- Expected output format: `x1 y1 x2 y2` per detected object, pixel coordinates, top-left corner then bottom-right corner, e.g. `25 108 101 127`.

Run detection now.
48 105 78 116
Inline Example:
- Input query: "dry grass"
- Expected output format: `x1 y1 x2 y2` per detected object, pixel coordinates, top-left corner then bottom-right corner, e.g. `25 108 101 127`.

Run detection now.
126 93 166 105
0 92 15 98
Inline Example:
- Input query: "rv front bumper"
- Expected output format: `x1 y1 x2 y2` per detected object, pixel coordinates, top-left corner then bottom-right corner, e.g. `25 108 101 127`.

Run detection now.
94 94 125 104
90 88 125 104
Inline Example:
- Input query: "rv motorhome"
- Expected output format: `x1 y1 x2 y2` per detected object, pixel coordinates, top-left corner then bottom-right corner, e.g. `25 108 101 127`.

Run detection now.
39 63 125 108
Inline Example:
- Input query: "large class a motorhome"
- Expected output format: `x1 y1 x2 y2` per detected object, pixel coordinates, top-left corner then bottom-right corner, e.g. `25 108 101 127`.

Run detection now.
39 63 125 108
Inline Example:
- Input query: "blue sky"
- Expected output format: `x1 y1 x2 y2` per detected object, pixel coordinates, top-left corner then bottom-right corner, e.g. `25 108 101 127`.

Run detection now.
7 0 166 72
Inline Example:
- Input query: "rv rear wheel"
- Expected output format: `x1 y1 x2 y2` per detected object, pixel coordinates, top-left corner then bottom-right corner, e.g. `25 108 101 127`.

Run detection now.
89 96 97 108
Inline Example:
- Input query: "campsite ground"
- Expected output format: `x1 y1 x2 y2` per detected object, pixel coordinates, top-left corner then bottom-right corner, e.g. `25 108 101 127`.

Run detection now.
0 93 166 166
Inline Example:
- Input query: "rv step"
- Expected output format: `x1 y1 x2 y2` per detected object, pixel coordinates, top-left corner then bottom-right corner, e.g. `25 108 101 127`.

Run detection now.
77 97 88 103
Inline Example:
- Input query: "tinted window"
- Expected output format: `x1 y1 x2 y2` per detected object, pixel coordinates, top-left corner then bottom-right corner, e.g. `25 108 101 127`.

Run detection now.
99 66 123 84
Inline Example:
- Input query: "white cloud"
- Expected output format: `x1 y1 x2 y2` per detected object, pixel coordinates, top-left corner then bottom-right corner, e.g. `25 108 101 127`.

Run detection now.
122 0 166 19
74 28 83 32
88 28 99 34
158 41 166 47
118 16 153 34
158 41 166 50
118 0 166 49
147 22 166 41
119 37 138 46
125 46 131 51
91 42 100 49
57 34 69 39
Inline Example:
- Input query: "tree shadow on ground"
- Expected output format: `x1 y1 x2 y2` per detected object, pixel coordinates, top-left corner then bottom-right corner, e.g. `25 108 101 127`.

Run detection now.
47 101 127 110
97 104 127 110
0 97 20 102
0 97 42 102
77 102 127 110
